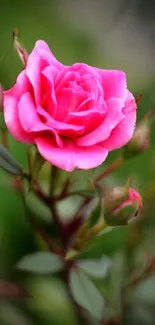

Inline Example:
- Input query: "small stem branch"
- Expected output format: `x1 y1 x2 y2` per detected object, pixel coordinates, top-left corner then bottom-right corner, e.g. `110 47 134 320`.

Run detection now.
13 176 62 255
95 156 124 184
75 219 108 250
72 156 124 221
50 165 58 196
1 131 9 149
50 199 66 244
26 208 63 255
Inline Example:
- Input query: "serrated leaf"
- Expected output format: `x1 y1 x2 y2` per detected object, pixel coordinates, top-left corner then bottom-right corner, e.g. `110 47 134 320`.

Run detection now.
70 267 104 319
79 226 129 260
78 257 111 278
17 252 63 274
0 145 23 175
88 201 102 228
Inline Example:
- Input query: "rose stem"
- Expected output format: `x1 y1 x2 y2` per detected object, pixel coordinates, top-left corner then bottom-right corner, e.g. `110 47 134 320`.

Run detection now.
13 176 62 255
94 155 124 184
75 219 107 250
49 165 68 246
1 131 9 149
73 156 124 219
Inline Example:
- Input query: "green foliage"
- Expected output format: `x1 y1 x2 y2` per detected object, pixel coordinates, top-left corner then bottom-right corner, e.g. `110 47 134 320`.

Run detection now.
77 257 111 279
79 226 129 259
70 267 104 319
0 145 23 175
17 252 64 274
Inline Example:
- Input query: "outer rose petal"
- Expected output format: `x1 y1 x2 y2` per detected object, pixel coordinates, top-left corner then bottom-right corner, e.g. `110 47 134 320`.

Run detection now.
18 92 63 148
95 69 127 101
32 40 62 68
35 136 108 172
26 41 62 105
101 91 137 151
4 72 34 144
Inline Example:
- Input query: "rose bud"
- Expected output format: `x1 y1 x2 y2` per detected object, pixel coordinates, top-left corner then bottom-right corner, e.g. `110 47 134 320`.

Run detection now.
103 186 142 226
123 113 151 158
13 28 28 67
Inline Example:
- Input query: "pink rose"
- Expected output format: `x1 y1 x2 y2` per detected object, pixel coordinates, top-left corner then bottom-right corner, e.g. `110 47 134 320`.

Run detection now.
4 41 137 171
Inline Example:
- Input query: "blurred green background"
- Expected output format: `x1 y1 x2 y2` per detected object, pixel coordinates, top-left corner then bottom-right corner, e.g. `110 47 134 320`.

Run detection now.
0 0 155 324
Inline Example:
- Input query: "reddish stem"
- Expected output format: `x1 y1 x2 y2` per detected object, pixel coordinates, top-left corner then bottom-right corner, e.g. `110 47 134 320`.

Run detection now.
95 156 124 184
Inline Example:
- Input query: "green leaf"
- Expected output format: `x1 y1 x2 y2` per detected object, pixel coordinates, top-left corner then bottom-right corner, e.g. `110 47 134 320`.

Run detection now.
0 145 23 175
79 226 129 259
88 200 102 228
16 252 64 274
70 267 104 319
78 257 111 279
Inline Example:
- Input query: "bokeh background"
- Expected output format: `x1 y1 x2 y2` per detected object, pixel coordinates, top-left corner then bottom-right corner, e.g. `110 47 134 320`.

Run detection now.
0 0 155 324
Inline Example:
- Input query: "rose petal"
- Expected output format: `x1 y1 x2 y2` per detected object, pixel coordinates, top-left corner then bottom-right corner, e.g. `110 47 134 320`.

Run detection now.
76 98 124 146
18 92 62 147
37 106 84 137
26 41 62 105
101 91 137 151
67 107 106 134
4 72 34 143
32 40 62 68
35 135 108 172
95 69 127 101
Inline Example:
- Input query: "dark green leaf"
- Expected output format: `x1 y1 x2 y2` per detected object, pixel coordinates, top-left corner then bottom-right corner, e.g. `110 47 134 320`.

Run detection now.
79 226 129 259
70 267 104 319
16 252 64 274
0 145 23 175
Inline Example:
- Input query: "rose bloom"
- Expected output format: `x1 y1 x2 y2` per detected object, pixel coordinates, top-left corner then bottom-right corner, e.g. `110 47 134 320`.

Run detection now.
4 41 137 171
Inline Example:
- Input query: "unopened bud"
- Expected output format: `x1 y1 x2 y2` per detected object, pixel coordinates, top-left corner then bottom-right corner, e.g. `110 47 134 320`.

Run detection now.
123 113 151 159
13 28 28 67
104 186 142 226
